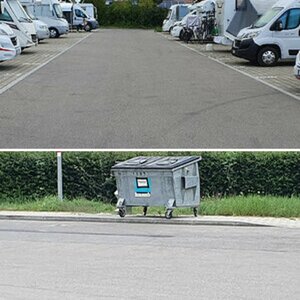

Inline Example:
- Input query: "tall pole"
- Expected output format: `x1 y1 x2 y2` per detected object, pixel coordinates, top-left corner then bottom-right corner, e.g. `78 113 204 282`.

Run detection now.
57 151 63 201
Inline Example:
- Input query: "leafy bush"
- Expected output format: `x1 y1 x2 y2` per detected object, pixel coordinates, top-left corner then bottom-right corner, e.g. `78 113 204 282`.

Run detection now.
88 0 167 28
1 152 300 203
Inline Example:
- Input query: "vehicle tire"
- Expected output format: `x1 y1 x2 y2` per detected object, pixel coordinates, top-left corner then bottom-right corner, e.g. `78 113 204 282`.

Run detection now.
168 26 173 34
118 208 126 218
84 23 92 32
179 29 184 40
257 47 279 67
165 210 173 219
49 28 60 39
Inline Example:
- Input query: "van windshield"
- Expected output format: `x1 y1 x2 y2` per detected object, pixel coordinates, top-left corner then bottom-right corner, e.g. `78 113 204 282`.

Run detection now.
7 0 32 22
53 3 63 18
252 7 283 28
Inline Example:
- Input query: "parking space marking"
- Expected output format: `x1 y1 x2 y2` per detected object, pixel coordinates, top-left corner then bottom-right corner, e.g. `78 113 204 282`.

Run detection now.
159 32 300 102
0 33 92 96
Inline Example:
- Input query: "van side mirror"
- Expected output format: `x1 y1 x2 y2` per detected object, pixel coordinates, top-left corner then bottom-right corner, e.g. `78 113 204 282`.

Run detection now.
273 20 283 31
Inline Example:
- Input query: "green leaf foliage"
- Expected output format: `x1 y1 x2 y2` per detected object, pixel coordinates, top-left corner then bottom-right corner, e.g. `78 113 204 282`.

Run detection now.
1 152 300 203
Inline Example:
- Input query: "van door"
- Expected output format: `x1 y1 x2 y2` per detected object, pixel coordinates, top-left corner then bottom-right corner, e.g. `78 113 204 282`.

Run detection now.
272 8 300 59
74 8 84 26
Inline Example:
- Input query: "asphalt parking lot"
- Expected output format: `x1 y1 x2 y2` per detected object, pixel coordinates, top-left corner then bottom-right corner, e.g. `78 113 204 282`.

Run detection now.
161 32 300 100
0 32 91 94
1 29 300 148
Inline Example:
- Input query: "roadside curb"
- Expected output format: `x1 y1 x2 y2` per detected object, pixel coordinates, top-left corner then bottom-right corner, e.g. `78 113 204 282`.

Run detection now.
0 213 272 227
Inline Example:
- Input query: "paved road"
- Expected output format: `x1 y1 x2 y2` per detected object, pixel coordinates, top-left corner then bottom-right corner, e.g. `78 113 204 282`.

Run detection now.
0 220 299 299
1 29 300 148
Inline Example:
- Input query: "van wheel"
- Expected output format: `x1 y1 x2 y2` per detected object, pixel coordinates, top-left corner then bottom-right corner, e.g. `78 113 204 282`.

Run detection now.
257 47 279 67
49 28 60 38
84 23 92 32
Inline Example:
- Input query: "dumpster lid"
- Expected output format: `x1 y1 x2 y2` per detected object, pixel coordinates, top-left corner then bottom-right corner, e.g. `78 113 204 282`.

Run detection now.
112 156 201 170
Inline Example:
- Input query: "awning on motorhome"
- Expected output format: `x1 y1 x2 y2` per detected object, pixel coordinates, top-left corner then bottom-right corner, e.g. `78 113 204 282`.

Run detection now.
226 0 278 38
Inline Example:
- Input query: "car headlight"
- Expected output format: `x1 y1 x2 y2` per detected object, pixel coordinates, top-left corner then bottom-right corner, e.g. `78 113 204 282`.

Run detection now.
0 28 8 35
242 31 260 40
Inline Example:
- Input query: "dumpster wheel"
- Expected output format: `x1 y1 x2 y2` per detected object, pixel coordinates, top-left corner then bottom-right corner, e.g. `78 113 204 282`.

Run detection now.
118 208 126 218
165 209 173 219
193 208 198 217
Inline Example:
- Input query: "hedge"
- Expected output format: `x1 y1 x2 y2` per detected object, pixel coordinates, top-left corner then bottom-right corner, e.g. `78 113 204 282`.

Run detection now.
88 0 168 28
1 152 300 203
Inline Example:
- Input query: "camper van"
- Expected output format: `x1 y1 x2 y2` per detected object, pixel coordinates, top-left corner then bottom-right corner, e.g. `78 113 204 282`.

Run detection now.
162 4 190 32
80 3 97 20
59 2 98 31
232 0 300 66
213 0 278 45
171 0 215 39
20 0 69 38
294 51 300 79
0 21 20 61
22 4 49 40
0 0 36 49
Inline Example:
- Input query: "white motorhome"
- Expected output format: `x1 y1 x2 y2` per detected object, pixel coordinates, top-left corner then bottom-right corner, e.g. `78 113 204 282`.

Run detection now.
213 0 277 45
0 0 36 49
171 0 215 39
20 0 69 38
0 21 21 61
22 4 49 40
162 4 190 32
59 1 98 31
232 0 300 66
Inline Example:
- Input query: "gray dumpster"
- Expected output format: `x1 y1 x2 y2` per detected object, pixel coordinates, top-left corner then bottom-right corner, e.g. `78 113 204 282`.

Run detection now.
111 156 201 219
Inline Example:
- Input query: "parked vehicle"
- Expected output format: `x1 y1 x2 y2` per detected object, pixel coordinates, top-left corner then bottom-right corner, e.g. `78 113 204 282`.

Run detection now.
79 3 97 20
295 51 300 79
213 0 277 46
0 21 21 61
232 0 300 66
171 0 215 39
20 0 69 38
22 4 49 40
0 0 37 49
162 4 190 32
59 1 98 31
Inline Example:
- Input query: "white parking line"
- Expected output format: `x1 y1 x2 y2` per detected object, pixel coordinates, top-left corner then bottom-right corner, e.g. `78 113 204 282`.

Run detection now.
0 33 92 96
159 33 300 102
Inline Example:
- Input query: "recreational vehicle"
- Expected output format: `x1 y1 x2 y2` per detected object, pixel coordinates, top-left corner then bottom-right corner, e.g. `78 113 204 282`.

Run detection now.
20 0 69 38
162 4 190 32
232 0 300 66
0 21 20 61
22 4 49 40
59 1 98 31
171 0 215 39
0 0 36 49
213 0 277 45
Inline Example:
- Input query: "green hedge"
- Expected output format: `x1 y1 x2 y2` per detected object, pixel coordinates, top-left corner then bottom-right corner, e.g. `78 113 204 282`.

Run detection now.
88 0 168 28
1 152 300 203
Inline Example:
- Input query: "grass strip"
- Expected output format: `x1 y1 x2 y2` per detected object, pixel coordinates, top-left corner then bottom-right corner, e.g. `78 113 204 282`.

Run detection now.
0 196 299 218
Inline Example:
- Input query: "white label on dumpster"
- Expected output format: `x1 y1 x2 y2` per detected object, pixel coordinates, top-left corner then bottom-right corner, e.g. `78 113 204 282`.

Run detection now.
135 192 151 197
137 178 149 188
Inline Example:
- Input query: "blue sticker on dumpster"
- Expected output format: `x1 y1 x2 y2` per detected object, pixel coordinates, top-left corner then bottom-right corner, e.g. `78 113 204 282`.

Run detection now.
135 177 151 197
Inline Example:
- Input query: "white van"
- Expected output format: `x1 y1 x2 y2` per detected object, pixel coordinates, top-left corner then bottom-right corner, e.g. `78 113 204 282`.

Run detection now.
232 0 300 66
20 0 69 38
0 0 36 48
0 21 21 61
59 2 98 31
162 4 190 32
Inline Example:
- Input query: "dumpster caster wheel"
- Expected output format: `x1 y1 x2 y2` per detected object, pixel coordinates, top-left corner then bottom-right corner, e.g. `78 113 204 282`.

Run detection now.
193 208 198 217
143 207 147 217
118 208 126 218
165 210 173 219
